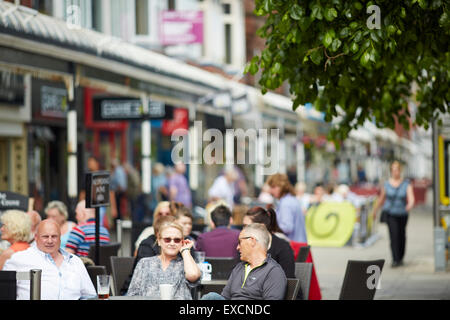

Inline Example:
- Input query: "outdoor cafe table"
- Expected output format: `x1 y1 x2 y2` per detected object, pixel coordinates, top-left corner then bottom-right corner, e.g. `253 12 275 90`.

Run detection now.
197 279 228 299
89 295 160 300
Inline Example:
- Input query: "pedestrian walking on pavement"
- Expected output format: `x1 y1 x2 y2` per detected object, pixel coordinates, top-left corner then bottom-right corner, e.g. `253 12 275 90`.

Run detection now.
372 160 415 267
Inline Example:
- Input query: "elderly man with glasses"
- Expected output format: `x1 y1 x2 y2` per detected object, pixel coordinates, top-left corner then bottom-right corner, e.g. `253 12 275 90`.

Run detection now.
202 223 287 300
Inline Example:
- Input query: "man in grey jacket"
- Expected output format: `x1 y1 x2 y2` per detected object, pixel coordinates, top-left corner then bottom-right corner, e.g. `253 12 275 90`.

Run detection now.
202 223 287 300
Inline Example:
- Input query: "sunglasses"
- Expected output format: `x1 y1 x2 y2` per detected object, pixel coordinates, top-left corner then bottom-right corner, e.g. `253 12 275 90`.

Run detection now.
162 237 182 244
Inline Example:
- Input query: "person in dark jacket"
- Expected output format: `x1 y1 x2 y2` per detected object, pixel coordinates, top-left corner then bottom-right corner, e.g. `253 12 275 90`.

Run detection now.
243 206 295 278
202 223 286 300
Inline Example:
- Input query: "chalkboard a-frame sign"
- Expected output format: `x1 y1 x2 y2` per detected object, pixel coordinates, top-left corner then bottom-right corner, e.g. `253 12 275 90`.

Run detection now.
85 171 110 208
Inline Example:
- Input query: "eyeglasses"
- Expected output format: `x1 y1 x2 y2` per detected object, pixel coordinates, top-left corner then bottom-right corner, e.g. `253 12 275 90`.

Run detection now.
162 237 182 244
238 236 253 245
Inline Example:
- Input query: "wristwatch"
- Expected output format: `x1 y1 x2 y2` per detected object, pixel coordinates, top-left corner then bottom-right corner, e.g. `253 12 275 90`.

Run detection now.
180 248 190 254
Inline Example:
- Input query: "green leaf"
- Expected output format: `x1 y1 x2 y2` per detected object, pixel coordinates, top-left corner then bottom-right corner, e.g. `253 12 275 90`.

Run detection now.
360 50 371 67
249 63 259 75
370 32 380 43
350 42 359 53
311 5 323 20
324 7 338 21
323 31 334 48
272 62 282 74
354 2 363 10
339 27 350 38
418 0 427 9
310 49 324 65
387 25 397 35
290 4 304 20
331 39 342 52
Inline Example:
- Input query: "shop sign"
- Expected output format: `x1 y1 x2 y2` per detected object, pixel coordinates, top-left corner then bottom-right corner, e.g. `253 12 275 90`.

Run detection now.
85 171 110 208
160 11 203 45
0 71 24 107
93 98 174 121
40 86 68 118
148 101 173 119
162 108 189 136
0 191 28 211
93 98 143 121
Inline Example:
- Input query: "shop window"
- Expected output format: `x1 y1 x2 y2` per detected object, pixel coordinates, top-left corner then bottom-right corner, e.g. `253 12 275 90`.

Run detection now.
135 0 149 35
224 23 232 65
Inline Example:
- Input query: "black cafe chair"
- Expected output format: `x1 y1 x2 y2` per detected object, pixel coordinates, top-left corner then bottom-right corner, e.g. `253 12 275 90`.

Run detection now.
86 265 107 292
110 256 135 296
339 259 385 300
0 270 42 300
285 278 300 300
296 245 311 263
294 262 313 300
88 242 121 275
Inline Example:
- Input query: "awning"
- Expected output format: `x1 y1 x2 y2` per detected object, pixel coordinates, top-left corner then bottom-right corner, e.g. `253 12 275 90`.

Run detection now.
0 2 227 96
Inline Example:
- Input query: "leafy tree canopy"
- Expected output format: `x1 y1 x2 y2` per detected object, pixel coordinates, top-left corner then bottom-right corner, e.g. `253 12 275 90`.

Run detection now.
245 0 450 141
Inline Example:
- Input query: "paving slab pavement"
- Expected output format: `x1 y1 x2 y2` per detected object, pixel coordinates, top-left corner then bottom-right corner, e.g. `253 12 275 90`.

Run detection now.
310 205 450 300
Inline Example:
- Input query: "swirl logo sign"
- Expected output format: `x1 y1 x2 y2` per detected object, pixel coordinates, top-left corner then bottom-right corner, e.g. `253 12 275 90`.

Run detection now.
305 202 357 247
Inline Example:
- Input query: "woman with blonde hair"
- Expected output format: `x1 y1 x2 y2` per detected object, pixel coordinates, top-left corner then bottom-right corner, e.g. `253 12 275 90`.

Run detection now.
127 220 201 299
0 210 32 269
134 201 183 255
44 200 76 249
372 160 415 267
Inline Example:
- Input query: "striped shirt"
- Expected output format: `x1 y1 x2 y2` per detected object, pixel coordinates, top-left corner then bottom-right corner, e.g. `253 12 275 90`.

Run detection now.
65 218 110 257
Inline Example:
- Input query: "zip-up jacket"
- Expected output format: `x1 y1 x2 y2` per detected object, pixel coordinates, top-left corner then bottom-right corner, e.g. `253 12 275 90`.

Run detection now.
221 254 287 300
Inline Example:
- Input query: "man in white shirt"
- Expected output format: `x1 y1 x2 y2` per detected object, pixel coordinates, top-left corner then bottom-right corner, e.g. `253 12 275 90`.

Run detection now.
3 219 96 300
208 168 238 209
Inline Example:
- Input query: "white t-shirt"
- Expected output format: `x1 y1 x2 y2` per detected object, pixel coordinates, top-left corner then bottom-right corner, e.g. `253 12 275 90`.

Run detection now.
208 176 235 209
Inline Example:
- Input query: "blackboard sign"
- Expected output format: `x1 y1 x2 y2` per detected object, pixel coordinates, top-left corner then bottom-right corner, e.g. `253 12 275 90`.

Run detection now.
85 171 110 208
0 191 28 211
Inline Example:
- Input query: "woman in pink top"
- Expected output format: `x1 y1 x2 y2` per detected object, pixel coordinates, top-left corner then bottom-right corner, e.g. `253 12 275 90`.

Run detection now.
0 210 32 269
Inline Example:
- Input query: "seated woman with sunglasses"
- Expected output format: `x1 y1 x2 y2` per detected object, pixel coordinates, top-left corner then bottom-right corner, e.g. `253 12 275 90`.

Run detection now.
126 220 201 299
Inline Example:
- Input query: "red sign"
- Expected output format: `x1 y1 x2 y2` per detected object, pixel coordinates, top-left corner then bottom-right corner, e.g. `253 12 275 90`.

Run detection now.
161 108 189 136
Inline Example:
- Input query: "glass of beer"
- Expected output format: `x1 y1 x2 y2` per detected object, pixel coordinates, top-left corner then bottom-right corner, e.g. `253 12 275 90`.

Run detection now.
97 275 110 300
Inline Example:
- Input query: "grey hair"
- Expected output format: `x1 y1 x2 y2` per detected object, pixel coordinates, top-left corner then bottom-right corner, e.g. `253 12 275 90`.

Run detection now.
44 200 68 220
242 223 270 250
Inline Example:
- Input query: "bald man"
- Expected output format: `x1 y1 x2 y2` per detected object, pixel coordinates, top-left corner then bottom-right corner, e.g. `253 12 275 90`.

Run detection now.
3 219 96 300
65 200 110 257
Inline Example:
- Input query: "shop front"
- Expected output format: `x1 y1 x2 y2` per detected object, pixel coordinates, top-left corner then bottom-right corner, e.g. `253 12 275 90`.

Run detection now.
28 77 69 212
0 69 30 199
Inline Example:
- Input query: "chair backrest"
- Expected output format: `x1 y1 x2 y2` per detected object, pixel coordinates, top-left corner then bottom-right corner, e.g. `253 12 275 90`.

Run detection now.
86 265 107 292
339 259 385 300
0 270 41 300
205 257 239 280
294 262 313 300
296 245 310 262
110 256 135 296
0 270 17 300
88 242 121 274
285 278 300 300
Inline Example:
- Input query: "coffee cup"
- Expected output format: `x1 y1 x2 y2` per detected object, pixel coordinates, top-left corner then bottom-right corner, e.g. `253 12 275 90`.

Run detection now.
159 284 174 300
